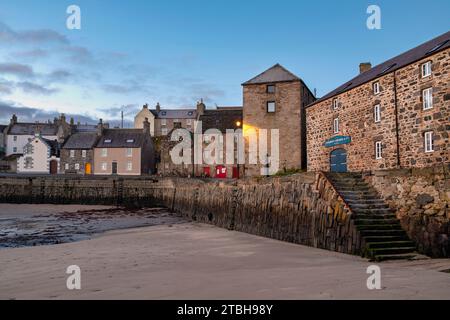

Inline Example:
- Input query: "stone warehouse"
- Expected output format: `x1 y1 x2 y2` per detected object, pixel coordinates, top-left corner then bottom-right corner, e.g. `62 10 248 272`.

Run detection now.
242 64 316 177
306 31 450 172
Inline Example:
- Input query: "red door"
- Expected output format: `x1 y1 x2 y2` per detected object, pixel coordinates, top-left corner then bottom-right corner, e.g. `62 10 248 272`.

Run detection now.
203 166 210 177
232 166 239 179
215 165 227 179
49 160 58 175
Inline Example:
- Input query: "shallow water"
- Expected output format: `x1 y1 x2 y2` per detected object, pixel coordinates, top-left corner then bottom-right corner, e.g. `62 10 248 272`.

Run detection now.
0 204 186 248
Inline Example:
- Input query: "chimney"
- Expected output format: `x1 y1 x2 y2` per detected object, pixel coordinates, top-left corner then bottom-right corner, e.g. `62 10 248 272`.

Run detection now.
143 117 150 135
196 98 205 115
97 118 104 137
60 113 66 124
10 114 17 125
155 102 161 113
359 62 372 74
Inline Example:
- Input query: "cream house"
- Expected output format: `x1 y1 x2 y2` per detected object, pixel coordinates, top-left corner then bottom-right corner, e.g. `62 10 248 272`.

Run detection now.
17 134 60 174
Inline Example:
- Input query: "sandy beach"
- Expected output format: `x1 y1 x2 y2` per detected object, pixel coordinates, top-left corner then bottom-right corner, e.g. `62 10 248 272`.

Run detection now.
1 204 450 299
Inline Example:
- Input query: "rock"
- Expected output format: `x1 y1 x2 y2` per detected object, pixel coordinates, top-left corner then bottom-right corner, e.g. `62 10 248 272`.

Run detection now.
416 193 434 206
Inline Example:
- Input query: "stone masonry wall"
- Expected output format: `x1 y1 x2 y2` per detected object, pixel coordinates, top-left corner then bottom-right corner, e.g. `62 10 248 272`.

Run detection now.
363 165 450 257
306 47 449 172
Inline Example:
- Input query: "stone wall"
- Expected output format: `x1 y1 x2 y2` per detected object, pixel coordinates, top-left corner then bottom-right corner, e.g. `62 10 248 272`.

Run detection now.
363 165 450 257
0 173 364 256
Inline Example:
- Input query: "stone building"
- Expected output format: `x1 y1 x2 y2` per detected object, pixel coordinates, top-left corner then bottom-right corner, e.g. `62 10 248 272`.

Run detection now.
134 101 205 137
60 120 104 175
242 64 316 176
158 126 194 177
93 119 155 175
306 31 450 172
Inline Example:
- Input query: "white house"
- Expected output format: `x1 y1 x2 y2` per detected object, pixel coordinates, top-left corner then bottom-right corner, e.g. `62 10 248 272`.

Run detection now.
17 134 60 174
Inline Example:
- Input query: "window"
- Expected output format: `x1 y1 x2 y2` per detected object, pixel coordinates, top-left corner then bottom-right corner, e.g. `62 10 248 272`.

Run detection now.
161 127 168 135
187 111 193 116
64 163 69 170
267 101 276 113
423 87 433 110
74 163 80 170
424 131 434 153
186 119 192 125
127 148 132 157
333 118 339 134
101 148 107 157
333 98 338 110
422 61 432 78
13 136 17 142
104 139 112 143
126 139 134 143
373 82 380 95
101 162 107 171
375 141 382 159
13 147 17 153
161 119 167 126
82 150 86 158
267 85 275 93
374 104 381 123
70 150 75 158
24 157 33 169
127 161 133 171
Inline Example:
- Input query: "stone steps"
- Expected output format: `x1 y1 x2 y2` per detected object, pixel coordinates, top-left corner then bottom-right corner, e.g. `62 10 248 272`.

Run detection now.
325 172 417 261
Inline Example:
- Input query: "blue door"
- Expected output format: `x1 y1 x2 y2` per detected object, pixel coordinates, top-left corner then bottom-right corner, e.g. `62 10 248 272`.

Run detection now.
330 148 347 172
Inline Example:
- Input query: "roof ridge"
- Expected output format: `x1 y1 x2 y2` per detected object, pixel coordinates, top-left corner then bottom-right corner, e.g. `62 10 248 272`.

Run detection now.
242 63 301 85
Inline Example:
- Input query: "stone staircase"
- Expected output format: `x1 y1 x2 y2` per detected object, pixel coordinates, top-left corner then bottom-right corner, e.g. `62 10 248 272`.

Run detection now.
325 172 417 261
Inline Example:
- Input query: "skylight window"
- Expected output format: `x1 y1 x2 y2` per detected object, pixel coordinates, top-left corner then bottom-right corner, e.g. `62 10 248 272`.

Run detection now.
379 63 397 75
188 111 193 116
126 139 134 143
426 40 449 54
161 111 167 116
104 139 112 143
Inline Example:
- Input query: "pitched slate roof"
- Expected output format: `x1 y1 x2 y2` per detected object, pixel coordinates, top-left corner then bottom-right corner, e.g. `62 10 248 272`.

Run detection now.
8 123 58 135
308 30 450 108
199 108 243 133
62 132 99 149
155 109 197 119
73 124 97 133
0 125 7 132
242 63 301 85
95 129 145 148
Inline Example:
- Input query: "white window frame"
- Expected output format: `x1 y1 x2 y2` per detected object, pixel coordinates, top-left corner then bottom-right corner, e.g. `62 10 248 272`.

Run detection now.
423 87 433 110
161 119 167 126
161 127 168 135
81 150 86 158
64 163 69 170
267 101 276 113
374 104 381 123
13 135 17 142
13 147 17 153
373 82 380 95
70 150 75 158
375 141 383 160
424 131 434 153
101 148 108 157
333 118 339 134
126 148 133 157
186 119 192 125
101 162 107 171
421 61 432 78
127 161 133 171
333 98 338 110
74 163 80 170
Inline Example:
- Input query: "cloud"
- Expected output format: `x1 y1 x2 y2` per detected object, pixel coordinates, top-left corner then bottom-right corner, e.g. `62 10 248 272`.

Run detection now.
98 104 141 118
0 79 14 95
0 21 68 44
0 100 96 124
16 81 59 95
47 69 72 83
0 63 34 77
14 48 49 59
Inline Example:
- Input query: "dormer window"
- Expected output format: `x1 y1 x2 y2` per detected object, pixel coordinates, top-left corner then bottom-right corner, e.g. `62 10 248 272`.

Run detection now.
421 61 432 78
373 82 380 95
267 85 275 93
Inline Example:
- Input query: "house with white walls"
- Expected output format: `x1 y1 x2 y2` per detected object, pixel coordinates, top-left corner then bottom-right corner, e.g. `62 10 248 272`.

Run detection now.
17 134 61 174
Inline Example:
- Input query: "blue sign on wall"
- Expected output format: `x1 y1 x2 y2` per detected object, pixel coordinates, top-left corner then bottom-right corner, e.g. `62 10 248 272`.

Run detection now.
323 135 351 148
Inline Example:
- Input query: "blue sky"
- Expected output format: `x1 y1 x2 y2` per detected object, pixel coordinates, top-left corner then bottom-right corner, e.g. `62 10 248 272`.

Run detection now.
0 0 449 125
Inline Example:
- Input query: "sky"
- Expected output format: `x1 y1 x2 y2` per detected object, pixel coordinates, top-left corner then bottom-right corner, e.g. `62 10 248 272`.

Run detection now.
0 0 449 126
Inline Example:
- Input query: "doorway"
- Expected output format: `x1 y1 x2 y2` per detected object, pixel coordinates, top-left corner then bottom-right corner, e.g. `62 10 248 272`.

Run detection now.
330 148 347 173
85 163 91 175
112 161 118 175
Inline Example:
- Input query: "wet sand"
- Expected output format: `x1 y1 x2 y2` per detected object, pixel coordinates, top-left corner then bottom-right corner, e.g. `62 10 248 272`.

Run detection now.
0 204 450 299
